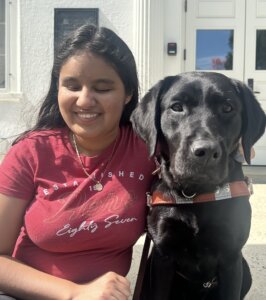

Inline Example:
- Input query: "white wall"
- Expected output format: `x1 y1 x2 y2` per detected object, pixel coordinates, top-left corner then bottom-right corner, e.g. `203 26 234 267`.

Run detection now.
163 0 185 77
133 0 184 95
0 0 135 155
20 0 134 108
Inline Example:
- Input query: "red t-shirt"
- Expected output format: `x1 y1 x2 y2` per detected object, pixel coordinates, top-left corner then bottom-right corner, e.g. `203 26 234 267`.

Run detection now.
0 126 155 283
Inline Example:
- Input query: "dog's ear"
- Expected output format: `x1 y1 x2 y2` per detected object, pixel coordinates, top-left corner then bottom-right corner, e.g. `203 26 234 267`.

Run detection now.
131 76 177 156
232 79 266 164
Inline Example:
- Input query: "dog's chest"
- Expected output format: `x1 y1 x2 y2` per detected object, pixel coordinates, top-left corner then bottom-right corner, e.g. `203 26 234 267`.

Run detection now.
149 199 250 263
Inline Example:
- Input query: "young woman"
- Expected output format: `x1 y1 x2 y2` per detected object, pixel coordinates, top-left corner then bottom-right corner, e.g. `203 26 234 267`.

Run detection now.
0 24 155 300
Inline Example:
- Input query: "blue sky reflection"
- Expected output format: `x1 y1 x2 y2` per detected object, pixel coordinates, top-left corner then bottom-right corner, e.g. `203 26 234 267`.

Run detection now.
196 30 233 70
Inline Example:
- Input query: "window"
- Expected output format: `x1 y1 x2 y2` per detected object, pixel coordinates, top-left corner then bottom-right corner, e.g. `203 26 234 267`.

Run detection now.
256 30 266 70
0 0 20 101
54 8 98 55
196 30 234 70
0 0 5 89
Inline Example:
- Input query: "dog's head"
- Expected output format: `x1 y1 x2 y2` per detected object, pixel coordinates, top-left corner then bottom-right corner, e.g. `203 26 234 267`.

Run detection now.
131 72 265 192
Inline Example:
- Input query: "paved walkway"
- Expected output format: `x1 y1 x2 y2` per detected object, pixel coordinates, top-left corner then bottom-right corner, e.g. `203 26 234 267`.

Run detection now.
128 183 266 299
244 184 266 299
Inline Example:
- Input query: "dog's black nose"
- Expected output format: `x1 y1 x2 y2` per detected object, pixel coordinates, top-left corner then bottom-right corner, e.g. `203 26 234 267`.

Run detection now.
191 140 221 163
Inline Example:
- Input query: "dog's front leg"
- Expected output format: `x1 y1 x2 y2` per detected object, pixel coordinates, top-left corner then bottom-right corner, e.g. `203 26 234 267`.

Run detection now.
143 250 175 300
218 254 243 300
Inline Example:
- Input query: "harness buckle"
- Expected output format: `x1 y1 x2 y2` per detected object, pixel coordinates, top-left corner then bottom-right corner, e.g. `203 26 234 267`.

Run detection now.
146 192 152 208
245 176 254 195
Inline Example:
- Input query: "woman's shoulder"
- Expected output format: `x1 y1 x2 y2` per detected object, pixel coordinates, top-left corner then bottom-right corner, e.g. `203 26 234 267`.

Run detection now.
16 127 68 145
4 127 70 166
9 128 69 158
25 127 67 139
120 124 143 143
123 124 153 143
120 125 151 154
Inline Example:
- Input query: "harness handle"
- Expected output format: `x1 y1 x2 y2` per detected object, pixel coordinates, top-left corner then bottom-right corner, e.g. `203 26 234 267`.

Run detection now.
132 234 151 300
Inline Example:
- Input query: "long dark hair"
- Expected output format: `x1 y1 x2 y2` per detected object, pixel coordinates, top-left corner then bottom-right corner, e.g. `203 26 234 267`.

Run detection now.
14 24 139 143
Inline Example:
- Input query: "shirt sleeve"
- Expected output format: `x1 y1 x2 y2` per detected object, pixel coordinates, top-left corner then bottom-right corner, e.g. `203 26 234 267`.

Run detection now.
0 138 35 201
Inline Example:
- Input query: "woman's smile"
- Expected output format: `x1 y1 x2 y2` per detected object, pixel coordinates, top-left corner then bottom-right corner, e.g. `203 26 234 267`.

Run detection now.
74 111 100 123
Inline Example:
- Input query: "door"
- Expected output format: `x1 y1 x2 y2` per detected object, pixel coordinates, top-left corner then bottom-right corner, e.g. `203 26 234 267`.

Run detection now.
244 0 266 164
185 0 266 165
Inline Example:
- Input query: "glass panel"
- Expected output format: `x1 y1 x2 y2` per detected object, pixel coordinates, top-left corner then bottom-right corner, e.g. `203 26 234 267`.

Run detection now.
54 8 98 54
196 30 234 70
0 24 5 55
0 55 5 88
0 0 5 88
0 0 5 23
256 30 266 70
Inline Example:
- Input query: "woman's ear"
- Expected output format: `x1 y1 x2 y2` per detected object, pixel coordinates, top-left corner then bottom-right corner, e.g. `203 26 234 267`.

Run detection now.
125 94 132 104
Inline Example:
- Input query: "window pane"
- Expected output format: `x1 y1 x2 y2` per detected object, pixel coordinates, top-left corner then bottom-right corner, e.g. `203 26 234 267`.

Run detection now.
54 8 98 54
0 0 5 89
256 30 266 70
0 56 5 88
0 0 5 23
0 24 5 55
196 30 234 70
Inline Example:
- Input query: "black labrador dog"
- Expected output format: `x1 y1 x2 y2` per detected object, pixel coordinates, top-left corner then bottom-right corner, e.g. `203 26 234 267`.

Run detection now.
131 72 266 300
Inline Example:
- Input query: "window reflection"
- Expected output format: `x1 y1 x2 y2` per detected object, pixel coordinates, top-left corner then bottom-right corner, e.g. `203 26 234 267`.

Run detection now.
54 9 98 55
256 30 266 70
0 0 5 23
196 30 234 70
0 57 4 89
0 0 5 88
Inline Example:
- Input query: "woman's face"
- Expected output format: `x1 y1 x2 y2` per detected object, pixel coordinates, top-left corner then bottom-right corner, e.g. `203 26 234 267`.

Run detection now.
58 52 131 147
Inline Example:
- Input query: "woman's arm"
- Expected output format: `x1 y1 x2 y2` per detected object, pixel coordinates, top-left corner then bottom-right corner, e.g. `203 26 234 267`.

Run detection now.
0 194 130 300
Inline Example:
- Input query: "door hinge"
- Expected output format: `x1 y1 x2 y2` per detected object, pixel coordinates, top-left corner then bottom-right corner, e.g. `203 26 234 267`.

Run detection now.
185 0 188 12
183 49 187 60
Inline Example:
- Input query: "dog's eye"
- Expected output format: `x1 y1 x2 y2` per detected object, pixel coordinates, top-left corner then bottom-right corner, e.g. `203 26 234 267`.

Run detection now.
222 103 233 113
171 103 184 112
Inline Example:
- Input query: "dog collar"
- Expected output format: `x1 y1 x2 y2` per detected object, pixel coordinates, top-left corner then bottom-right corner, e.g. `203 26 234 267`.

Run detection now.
147 180 252 206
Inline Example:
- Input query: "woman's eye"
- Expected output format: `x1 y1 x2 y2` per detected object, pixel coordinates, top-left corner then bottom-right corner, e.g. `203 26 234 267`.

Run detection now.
171 103 184 112
222 103 233 113
95 88 111 93
94 85 112 93
65 85 81 91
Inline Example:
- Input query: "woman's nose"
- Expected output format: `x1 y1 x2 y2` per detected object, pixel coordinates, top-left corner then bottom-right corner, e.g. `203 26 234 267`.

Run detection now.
76 87 96 107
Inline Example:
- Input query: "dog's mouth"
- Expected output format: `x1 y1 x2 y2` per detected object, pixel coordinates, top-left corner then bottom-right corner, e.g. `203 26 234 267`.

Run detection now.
174 176 224 195
158 141 240 195
168 163 229 195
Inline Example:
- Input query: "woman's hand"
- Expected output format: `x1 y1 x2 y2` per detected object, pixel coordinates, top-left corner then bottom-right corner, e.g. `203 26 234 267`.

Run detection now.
72 271 131 300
